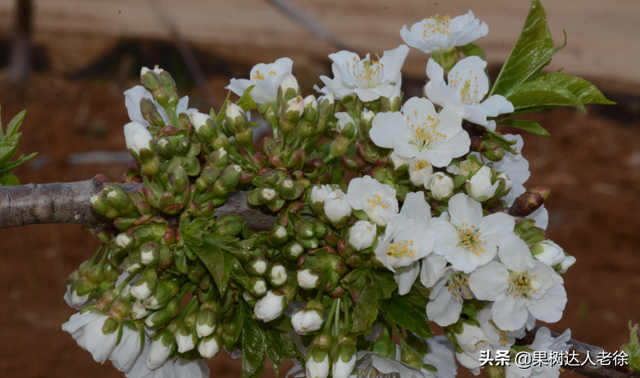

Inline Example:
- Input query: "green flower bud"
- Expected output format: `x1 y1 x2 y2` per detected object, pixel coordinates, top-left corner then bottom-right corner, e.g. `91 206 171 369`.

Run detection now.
248 276 268 297
140 69 164 92
212 213 243 237
245 256 268 276
283 241 305 262
267 225 289 247
188 266 207 283
140 242 160 266
140 98 166 127
206 148 229 169
106 189 134 214
145 296 181 327
90 193 110 215
217 165 242 190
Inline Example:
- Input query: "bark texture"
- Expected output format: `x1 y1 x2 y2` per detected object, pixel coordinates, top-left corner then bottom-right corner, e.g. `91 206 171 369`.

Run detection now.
0 179 276 230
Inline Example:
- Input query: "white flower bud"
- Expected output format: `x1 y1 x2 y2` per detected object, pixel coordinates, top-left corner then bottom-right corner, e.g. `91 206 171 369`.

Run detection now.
253 291 286 322
116 233 134 249
252 280 267 296
124 122 153 154
311 185 333 204
261 188 276 201
497 172 513 192
280 75 300 94
533 240 565 267
70 289 90 306
323 189 352 223
332 353 357 378
131 281 153 300
306 355 330 378
189 111 213 133
146 338 171 369
334 112 356 134
252 260 267 275
297 269 320 289
175 330 195 353
304 94 318 110
429 172 454 200
274 225 287 239
466 166 498 200
291 309 324 335
269 265 288 286
559 255 576 273
198 335 221 359
131 299 149 319
348 220 377 250
196 323 215 339
227 103 244 120
361 109 375 123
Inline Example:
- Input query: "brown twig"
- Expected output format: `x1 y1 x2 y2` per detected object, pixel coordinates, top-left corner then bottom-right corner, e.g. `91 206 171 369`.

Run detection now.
0 179 276 230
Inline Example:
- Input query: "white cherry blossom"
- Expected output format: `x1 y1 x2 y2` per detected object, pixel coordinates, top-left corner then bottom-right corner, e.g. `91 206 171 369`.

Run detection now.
425 57 514 128
433 193 515 273
400 11 489 54
375 192 436 295
347 176 398 226
469 235 567 330
426 267 473 327
315 45 410 102
226 57 293 103
506 327 571 378
370 97 469 168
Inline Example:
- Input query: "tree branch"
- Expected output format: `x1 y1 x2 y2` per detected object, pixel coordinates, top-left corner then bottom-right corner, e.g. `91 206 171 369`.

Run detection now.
518 325 638 378
0 179 276 230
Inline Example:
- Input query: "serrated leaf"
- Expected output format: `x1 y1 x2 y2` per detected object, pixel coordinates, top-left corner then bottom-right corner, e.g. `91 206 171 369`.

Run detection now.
534 72 615 105
6 110 26 138
348 285 379 336
381 294 432 339
262 324 303 376
230 254 251 290
241 305 267 378
498 119 550 137
0 171 19 186
193 247 231 295
490 0 561 97
237 85 257 112
366 270 398 299
505 81 586 113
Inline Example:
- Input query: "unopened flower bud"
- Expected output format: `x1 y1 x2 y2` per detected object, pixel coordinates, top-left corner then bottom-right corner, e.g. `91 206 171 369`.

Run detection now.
175 323 198 353
429 172 454 200
325 135 350 163
267 263 288 287
333 344 357 378
496 172 513 192
283 241 305 262
218 164 242 190
140 67 163 92
124 122 154 156
466 166 499 201
246 256 268 276
323 189 352 225
317 94 335 129
225 103 249 134
302 94 319 124
279 97 304 136
198 333 221 358
297 269 321 290
334 112 356 139
146 329 174 369
140 242 160 266
131 277 156 301
509 187 550 217
253 291 287 322
267 224 289 247
559 255 576 273
278 75 301 103
532 240 565 266
292 307 324 335
348 220 377 251
409 158 433 187
249 276 268 297
212 213 243 237
196 305 218 338
91 193 110 215
306 346 330 378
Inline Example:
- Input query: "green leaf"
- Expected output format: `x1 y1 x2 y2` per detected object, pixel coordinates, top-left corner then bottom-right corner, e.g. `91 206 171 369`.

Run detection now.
498 119 550 137
6 110 26 138
230 255 251 290
0 171 19 186
193 247 231 295
381 294 432 339
267 315 294 331
490 0 562 97
534 72 615 105
241 305 267 378
505 81 586 113
348 285 380 336
262 324 303 375
0 152 37 173
458 43 486 61
366 270 398 299
237 85 257 112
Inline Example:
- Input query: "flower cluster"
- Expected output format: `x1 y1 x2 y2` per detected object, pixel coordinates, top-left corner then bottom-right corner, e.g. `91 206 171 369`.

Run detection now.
59 2 613 378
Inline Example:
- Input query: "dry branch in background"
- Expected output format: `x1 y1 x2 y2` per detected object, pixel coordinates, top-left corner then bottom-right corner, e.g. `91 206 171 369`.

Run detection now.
0 180 276 230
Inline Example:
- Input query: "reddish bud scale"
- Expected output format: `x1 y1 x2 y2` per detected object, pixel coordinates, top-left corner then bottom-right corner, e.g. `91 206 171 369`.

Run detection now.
508 187 551 217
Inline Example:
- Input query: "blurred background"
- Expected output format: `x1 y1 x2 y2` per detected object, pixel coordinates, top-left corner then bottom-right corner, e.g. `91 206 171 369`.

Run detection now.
0 0 639 377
